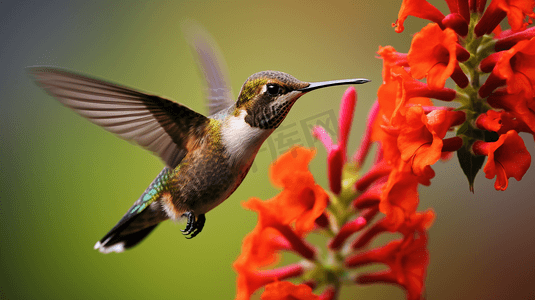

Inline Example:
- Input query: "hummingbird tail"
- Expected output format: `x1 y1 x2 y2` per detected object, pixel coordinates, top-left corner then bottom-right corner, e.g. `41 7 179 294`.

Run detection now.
94 224 159 254
94 201 169 253
95 168 172 253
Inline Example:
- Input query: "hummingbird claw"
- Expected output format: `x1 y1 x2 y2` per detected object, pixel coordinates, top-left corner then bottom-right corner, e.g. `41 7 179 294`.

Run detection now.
181 212 206 239
181 212 196 234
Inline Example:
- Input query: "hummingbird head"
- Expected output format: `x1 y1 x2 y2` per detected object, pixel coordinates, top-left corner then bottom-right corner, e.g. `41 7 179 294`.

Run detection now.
235 71 370 129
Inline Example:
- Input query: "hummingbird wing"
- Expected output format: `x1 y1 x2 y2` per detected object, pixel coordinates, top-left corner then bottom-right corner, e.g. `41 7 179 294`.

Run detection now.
28 66 209 169
183 21 235 116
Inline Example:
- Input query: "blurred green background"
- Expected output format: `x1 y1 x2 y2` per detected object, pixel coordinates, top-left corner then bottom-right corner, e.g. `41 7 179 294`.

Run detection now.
1 1 534 299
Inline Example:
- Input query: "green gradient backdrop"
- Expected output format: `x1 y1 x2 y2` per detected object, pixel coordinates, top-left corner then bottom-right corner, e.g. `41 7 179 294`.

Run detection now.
1 1 534 299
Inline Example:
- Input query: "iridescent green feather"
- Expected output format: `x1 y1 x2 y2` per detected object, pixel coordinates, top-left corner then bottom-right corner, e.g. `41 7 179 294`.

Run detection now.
128 167 173 216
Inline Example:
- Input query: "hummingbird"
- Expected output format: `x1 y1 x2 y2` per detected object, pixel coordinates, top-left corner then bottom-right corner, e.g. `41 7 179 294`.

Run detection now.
28 31 369 253
29 66 369 253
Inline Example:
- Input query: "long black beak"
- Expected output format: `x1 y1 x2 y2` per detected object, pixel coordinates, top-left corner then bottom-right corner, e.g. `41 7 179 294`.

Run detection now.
298 78 370 93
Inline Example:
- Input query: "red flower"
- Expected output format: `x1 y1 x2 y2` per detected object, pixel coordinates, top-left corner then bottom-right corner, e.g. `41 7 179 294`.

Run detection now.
346 232 430 300
495 38 535 96
445 0 470 22
408 24 469 89
480 38 535 100
398 106 466 177
377 46 409 79
352 210 435 249
475 0 535 36
495 27 535 51
393 0 445 33
235 262 306 300
234 147 329 299
261 281 319 300
379 163 421 231
488 88 535 132
472 130 532 190
375 64 456 143
476 109 534 134
267 147 329 234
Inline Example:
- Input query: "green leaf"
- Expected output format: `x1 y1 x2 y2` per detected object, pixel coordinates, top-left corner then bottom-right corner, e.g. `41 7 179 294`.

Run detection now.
457 145 485 193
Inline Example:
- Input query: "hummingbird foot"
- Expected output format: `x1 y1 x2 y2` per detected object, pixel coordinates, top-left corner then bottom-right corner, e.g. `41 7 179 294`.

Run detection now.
180 212 206 239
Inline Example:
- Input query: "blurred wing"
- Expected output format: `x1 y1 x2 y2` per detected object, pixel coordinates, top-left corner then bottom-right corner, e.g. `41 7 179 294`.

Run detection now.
28 66 209 169
183 21 234 116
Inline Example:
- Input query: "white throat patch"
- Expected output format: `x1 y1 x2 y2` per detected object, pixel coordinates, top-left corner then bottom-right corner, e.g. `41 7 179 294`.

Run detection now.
221 110 272 167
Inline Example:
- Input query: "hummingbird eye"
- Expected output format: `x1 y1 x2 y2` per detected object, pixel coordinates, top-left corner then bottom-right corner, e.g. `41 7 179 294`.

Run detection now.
266 84 281 96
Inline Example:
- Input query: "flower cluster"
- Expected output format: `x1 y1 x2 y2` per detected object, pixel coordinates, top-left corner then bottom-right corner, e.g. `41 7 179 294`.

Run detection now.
234 87 434 300
393 0 533 191
233 0 535 299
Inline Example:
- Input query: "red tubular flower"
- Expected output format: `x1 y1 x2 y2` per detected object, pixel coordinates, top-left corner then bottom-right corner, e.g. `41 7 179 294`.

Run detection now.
442 13 469 36
351 218 389 250
472 130 531 190
442 136 464 152
495 27 535 51
355 159 392 192
353 100 380 167
488 89 535 132
393 0 445 33
313 87 358 194
379 66 456 129
314 213 330 229
261 281 319 300
346 233 430 300
480 37 535 98
473 0 489 13
235 147 330 299
352 210 435 250
379 164 421 231
398 106 466 177
312 128 343 194
476 109 534 134
267 147 329 235
318 286 337 300
353 183 383 209
235 226 306 300
457 44 471 61
475 0 535 36
338 87 357 155
479 72 507 98
236 225 290 268
328 217 367 250
394 66 458 104
492 38 535 96
377 46 409 78
480 51 504 72
398 210 436 236
408 24 469 89
446 0 470 21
